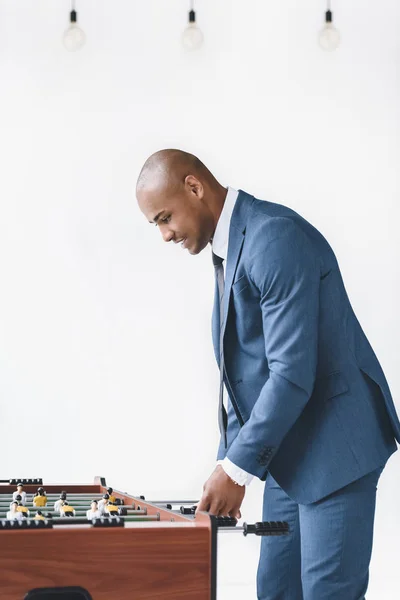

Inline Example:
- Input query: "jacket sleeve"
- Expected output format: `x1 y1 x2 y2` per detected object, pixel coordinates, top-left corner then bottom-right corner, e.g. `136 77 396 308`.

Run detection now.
216 394 242 460
226 218 320 478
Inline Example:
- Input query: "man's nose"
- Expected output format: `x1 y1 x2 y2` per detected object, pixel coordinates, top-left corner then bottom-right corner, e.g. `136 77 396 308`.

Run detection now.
161 229 174 243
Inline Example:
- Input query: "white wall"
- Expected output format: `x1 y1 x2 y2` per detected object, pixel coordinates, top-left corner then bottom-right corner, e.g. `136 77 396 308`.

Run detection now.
0 0 399 597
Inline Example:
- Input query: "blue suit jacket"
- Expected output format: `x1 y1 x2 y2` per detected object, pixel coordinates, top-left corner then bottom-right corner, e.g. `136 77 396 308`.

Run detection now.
213 190 399 504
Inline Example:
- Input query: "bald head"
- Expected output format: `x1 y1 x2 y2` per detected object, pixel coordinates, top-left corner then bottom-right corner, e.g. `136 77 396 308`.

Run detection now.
136 149 211 195
136 149 226 255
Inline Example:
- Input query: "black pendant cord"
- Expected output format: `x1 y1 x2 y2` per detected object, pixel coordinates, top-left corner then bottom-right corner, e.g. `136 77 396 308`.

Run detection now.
325 0 333 23
70 0 77 24
189 0 196 23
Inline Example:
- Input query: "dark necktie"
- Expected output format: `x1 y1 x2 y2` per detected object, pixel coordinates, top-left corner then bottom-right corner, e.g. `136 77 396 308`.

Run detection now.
212 251 228 449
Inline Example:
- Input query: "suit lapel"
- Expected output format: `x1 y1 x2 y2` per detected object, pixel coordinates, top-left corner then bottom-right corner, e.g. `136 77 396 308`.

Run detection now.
211 227 245 366
211 275 221 365
221 190 254 340
221 226 245 340
211 190 254 361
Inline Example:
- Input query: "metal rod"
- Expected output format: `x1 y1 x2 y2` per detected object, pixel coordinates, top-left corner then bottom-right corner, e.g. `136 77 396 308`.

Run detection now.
146 500 199 505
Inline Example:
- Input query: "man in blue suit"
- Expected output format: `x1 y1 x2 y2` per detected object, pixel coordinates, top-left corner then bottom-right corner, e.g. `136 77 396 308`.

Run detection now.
136 149 400 599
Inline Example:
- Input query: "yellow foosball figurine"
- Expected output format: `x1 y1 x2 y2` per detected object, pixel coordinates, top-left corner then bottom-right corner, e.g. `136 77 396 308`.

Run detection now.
33 487 48 508
105 502 120 517
106 487 117 504
6 501 24 521
60 501 75 517
16 500 30 518
34 510 46 521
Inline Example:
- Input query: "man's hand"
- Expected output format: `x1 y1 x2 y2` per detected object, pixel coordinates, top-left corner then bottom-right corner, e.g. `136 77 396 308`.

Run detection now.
195 465 245 518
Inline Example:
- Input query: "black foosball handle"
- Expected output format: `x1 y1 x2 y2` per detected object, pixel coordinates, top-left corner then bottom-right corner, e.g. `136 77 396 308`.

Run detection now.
213 517 289 535
180 505 197 514
243 521 289 536
215 516 238 527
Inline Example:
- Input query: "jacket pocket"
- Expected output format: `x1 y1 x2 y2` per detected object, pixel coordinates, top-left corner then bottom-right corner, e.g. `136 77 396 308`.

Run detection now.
313 370 349 400
232 275 249 296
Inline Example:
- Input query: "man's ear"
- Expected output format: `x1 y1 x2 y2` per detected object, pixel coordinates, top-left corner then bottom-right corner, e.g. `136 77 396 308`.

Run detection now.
184 174 204 199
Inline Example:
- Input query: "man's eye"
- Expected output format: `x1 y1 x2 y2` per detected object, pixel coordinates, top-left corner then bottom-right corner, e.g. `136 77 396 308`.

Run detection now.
160 216 171 224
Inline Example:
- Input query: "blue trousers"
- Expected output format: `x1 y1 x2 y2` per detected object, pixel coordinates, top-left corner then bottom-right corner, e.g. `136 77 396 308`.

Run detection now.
257 465 385 600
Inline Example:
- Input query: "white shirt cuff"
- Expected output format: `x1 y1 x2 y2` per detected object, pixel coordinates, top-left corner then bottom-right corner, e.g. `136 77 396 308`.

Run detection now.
217 457 254 486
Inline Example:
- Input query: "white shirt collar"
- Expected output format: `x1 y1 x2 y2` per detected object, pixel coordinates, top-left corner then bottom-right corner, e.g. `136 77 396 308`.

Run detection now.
211 187 239 261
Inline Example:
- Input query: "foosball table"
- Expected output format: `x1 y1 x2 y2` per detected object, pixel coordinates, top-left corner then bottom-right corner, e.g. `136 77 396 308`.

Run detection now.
0 476 289 600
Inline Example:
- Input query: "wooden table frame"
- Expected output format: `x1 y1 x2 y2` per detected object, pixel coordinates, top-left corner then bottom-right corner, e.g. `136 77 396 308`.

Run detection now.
0 476 218 600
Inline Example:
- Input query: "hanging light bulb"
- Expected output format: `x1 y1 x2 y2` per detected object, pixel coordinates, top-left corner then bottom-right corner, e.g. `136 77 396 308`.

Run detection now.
182 0 204 51
318 1 340 51
63 0 86 52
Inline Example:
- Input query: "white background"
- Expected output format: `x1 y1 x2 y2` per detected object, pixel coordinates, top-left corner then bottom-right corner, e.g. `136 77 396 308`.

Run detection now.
0 1 399 597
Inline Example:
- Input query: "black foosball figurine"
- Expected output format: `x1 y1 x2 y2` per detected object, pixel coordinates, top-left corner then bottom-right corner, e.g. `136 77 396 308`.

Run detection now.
54 491 67 513
6 501 24 521
98 493 109 515
12 482 26 505
86 500 101 520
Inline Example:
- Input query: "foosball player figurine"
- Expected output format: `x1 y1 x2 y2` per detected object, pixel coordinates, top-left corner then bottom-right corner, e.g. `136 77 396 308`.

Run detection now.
12 482 26 505
9 496 19 509
86 500 101 520
54 491 67 513
33 487 48 507
106 487 117 503
60 501 75 517
34 510 45 521
105 502 119 517
6 501 24 521
16 498 30 518
98 493 109 515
